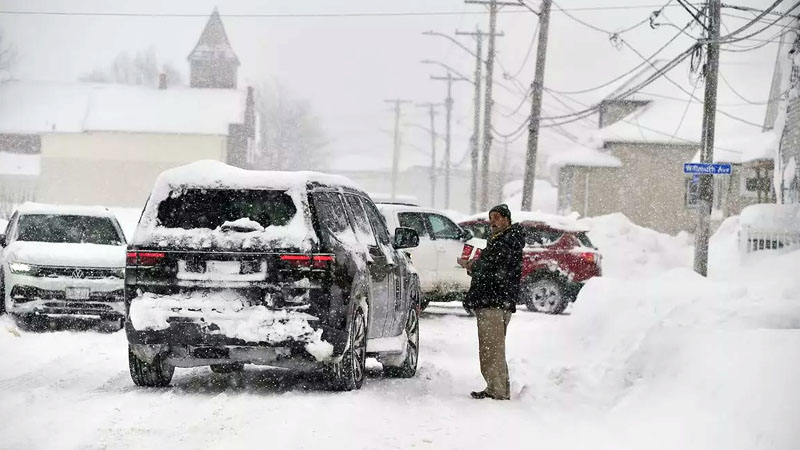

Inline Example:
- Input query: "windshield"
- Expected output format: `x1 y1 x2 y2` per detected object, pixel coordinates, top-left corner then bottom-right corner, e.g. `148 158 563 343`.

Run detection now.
17 214 124 245
156 189 297 230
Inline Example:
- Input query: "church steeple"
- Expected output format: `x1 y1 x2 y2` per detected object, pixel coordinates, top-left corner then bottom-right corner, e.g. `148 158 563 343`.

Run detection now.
188 8 239 89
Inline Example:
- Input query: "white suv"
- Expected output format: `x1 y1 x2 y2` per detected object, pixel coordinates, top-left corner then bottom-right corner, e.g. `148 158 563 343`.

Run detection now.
0 203 127 330
377 203 485 308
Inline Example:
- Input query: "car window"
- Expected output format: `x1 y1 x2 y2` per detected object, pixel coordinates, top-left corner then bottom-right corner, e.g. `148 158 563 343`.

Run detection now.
428 214 462 240
313 192 356 244
345 194 377 246
463 222 490 240
157 189 296 230
525 228 563 247
361 199 392 247
17 214 125 245
398 212 430 239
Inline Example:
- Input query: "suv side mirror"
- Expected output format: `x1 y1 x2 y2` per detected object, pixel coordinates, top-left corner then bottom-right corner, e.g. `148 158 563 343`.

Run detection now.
393 227 419 249
460 229 474 242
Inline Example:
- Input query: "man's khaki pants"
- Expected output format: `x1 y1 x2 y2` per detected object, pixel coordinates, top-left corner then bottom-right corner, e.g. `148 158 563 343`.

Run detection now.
475 308 512 399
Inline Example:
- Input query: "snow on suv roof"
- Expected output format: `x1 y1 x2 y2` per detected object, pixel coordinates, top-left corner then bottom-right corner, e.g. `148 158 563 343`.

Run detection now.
16 202 115 218
152 160 359 197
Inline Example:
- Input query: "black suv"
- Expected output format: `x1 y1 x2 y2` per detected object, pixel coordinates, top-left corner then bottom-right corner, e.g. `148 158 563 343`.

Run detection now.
125 161 421 391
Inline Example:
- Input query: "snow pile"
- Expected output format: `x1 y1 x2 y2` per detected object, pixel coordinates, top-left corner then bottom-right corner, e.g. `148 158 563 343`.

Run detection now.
501 179 558 214
555 248 800 450
740 203 800 233
129 291 333 361
577 213 693 276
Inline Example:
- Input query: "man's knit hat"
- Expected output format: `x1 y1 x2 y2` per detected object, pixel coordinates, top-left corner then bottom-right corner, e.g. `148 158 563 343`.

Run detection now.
489 203 512 221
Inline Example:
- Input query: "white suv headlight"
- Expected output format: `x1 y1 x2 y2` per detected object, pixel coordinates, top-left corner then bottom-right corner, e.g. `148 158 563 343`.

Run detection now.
9 262 36 274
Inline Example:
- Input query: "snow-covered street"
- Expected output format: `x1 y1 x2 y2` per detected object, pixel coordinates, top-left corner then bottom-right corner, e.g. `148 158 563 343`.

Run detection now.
2 214 799 450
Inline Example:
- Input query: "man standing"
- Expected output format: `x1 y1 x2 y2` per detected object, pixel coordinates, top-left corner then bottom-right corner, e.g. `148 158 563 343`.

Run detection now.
458 204 524 400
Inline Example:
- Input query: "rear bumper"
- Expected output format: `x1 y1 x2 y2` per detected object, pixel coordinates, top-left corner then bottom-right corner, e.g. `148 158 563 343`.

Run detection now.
126 320 347 353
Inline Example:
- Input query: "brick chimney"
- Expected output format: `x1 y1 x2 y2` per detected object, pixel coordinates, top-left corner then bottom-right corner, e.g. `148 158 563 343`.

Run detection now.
158 73 167 90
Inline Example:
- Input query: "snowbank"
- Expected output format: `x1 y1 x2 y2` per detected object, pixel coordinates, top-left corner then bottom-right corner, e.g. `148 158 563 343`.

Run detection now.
129 291 333 361
740 203 800 233
577 213 693 276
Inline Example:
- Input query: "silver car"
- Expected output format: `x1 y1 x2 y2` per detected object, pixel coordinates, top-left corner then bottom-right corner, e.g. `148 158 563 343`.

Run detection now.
0 203 127 331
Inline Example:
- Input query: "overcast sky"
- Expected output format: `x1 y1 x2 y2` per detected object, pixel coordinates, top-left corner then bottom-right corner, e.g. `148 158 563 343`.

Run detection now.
0 0 783 174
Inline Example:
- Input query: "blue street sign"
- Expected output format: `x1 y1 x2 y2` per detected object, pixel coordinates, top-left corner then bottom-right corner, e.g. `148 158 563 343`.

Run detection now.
683 163 732 175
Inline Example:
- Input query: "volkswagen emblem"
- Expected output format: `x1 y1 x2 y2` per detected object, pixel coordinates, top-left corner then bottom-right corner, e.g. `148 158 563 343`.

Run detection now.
72 269 85 279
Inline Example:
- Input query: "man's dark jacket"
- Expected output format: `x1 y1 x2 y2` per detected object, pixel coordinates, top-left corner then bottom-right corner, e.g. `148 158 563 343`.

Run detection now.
464 223 525 312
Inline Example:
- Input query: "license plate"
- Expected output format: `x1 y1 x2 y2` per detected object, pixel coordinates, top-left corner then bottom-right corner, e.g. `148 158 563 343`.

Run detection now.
66 287 90 300
206 261 241 275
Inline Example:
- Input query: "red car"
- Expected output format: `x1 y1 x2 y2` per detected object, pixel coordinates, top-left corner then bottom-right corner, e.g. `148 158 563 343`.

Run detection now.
458 216 601 314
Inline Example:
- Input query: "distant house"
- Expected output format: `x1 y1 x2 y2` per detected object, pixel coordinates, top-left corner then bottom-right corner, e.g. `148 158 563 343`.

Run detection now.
0 9 255 208
551 59 776 235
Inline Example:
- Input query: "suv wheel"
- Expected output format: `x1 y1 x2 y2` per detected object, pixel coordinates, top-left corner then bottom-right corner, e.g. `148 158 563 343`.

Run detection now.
524 277 569 314
325 306 367 391
384 306 419 378
210 363 244 374
128 345 174 387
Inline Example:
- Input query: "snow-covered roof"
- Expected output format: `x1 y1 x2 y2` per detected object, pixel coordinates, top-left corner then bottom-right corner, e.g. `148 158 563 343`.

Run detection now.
152 160 360 194
0 152 40 176
16 202 115 218
0 80 246 135
591 59 770 150
546 144 622 171
740 203 800 233
694 129 779 164
462 210 587 232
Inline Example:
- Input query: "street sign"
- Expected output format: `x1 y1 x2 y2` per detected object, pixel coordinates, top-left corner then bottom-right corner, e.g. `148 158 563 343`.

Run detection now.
683 163 732 175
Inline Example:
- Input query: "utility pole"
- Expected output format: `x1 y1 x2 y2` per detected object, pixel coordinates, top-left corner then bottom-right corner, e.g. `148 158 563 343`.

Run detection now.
430 73 466 209
456 28 491 214
416 103 441 207
693 0 721 277
384 99 411 201
521 0 552 211
466 0 515 210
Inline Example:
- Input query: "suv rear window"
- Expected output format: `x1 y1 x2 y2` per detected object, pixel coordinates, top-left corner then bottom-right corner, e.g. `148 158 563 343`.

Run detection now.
17 215 124 245
576 232 595 248
156 189 296 230
524 228 563 247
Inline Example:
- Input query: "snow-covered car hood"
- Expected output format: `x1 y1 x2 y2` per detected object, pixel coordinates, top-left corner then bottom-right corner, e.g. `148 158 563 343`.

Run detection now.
4 241 126 268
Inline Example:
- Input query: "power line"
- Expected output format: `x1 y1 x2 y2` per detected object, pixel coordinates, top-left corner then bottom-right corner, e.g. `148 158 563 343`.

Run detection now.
547 20 695 95
0 4 697 18
503 21 539 80
702 0 800 44
620 39 765 128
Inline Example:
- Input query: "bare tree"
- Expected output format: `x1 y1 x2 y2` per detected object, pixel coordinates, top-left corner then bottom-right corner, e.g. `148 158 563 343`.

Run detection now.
80 47 182 87
0 31 15 83
255 80 329 171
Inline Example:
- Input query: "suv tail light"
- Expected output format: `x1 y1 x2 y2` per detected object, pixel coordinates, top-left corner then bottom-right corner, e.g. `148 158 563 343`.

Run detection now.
127 251 166 267
461 244 474 260
580 252 596 264
280 254 335 269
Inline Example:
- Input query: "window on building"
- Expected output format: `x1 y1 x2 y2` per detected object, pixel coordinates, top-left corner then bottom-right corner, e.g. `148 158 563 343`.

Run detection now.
685 178 700 208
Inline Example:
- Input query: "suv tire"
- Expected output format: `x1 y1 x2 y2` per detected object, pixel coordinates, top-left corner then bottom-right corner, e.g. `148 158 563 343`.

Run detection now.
523 277 569 315
325 306 367 391
210 363 245 374
129 345 174 387
384 306 419 378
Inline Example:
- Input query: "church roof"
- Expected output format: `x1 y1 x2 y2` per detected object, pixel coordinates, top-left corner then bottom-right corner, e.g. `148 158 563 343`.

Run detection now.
187 8 240 65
